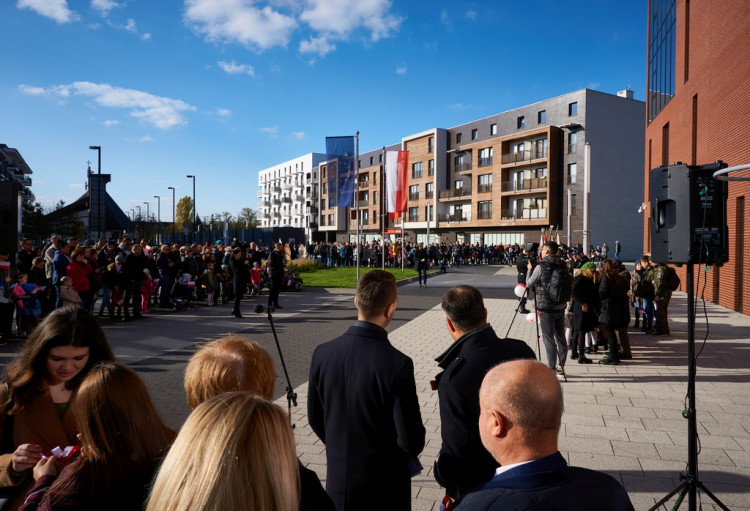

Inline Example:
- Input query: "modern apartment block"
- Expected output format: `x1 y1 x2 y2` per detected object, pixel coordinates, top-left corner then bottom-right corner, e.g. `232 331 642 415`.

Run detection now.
259 89 645 260
645 0 750 314
257 153 326 239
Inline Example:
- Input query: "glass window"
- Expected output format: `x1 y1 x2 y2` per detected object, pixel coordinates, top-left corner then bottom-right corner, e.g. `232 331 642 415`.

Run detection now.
477 200 492 219
408 207 419 222
490 123 497 135
456 133 462 144
538 110 546 123
428 159 435 176
369 156 374 165
409 184 419 201
479 147 493 166
373 191 377 204
426 182 434 199
454 154 468 173
648 0 676 122
428 136 434 153
478 174 492 193
568 132 577 154
535 139 548 158
570 194 577 215
517 116 525 129
454 180 464 189
471 129 478 140
568 163 577 184
412 162 423 179
569 102 578 116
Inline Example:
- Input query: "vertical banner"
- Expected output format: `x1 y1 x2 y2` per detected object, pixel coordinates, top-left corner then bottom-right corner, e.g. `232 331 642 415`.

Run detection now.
385 150 409 218
326 136 356 208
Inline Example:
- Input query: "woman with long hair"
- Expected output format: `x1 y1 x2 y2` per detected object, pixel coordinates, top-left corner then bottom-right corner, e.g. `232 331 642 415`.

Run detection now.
146 392 300 511
571 262 598 364
598 259 632 365
19 363 174 510
0 307 116 510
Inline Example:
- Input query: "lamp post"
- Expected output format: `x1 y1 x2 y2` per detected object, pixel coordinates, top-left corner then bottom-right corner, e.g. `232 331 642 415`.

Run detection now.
88 145 101 241
167 186 175 243
186 174 196 243
153 195 161 244
143 201 150 242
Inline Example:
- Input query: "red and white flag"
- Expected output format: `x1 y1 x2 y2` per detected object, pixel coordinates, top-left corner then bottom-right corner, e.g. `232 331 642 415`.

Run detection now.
386 150 408 219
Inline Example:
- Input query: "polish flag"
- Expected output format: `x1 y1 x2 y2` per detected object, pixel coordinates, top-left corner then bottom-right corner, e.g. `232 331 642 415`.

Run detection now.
386 151 408 219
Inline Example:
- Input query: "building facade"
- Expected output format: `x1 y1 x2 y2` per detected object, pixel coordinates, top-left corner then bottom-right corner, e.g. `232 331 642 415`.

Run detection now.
645 0 750 314
261 89 645 260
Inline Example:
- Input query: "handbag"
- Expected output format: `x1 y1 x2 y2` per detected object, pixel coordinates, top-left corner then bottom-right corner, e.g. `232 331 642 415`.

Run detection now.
0 383 30 510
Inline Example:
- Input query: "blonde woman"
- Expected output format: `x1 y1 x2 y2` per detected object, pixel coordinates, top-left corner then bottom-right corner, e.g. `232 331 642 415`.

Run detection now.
146 392 299 511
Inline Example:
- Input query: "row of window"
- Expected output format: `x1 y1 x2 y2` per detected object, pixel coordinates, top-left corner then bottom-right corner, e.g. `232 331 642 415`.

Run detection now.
453 103 577 144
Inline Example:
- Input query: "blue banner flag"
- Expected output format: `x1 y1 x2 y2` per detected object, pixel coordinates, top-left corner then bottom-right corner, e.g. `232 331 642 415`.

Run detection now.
326 136 356 208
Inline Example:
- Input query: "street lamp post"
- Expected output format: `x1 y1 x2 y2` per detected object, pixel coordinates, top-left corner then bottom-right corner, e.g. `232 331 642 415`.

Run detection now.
167 187 175 243
186 174 196 243
153 195 161 244
89 145 101 241
143 201 150 242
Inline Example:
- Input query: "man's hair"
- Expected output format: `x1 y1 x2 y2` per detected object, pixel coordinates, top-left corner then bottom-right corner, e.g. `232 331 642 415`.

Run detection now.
543 241 558 254
441 285 485 331
355 270 397 317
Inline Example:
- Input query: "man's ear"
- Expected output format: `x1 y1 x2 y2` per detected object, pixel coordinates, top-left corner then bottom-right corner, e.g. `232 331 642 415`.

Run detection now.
483 308 488 321
445 316 457 333
491 410 510 438
384 301 397 320
354 296 359 309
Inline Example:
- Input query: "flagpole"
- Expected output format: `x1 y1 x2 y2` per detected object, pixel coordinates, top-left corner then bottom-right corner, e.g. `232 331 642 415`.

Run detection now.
381 146 386 271
401 212 405 272
355 131 361 282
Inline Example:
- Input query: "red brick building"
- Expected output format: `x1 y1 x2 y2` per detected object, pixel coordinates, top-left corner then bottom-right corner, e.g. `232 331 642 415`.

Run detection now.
646 0 750 313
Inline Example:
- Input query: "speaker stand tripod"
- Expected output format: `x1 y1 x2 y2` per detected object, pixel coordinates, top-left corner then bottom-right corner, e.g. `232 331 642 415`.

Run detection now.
648 263 729 511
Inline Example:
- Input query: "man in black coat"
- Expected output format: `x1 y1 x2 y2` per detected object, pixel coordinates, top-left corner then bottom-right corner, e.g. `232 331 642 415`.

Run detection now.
434 285 536 500
456 360 634 510
515 247 533 313
122 243 147 321
308 270 425 511
228 248 249 318
267 242 285 309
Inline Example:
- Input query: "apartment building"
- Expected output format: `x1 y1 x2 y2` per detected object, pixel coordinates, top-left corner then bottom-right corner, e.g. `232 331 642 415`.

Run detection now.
260 89 644 260
645 0 750 314
257 153 326 240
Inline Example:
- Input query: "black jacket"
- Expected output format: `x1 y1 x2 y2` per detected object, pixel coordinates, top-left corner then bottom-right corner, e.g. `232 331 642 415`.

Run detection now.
308 322 425 511
434 325 535 499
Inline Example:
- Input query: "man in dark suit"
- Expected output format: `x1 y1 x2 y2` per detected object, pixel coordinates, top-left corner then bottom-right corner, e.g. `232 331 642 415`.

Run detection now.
268 242 285 309
457 359 634 510
307 270 425 511
434 285 535 501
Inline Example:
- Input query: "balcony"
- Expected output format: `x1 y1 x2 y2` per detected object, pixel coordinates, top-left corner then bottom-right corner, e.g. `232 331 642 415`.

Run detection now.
308 205 318 215
272 186 282 193
439 187 471 200
271 197 281 205
295 193 305 201
282 196 292 203
501 178 548 192
455 162 472 174
425 191 434 199
272 211 281 218
515 208 548 219
477 183 492 193
408 214 419 222
438 214 469 222
261 200 271 207
309 222 318 229
477 210 492 220
478 157 493 167
262 212 271 219
408 192 419 201
357 200 369 208
282 183 292 190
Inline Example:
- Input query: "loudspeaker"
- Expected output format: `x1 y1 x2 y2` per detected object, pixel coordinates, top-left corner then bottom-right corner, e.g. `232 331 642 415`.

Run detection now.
0 181 18 254
650 162 728 265
524 242 539 253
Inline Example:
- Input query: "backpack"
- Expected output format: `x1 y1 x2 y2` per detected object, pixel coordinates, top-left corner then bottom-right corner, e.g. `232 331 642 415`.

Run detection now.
666 266 681 291
633 275 655 299
541 262 573 305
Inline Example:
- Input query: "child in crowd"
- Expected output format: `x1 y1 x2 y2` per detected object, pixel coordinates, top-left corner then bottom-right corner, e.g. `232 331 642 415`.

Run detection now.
171 273 195 310
201 262 219 306
283 270 304 291
59 276 82 308
12 273 43 335
250 262 262 295
140 268 155 313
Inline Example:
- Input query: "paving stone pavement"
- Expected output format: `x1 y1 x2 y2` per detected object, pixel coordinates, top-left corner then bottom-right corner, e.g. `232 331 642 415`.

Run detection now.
278 265 750 511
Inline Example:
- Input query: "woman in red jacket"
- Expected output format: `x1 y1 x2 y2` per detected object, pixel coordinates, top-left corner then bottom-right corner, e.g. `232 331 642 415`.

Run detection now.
65 249 90 311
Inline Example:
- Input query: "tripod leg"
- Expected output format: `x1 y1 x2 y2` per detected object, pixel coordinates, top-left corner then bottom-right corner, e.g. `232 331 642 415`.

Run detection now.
696 481 731 511
648 481 686 511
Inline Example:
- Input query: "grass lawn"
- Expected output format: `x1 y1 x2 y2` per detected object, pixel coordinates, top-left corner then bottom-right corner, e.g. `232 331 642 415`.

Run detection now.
298 266 428 289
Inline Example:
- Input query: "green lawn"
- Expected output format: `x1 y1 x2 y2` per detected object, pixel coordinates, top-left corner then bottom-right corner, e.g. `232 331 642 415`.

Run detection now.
298 266 425 289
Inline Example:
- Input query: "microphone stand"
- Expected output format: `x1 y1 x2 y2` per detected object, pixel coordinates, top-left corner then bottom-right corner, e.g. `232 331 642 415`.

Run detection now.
259 307 298 428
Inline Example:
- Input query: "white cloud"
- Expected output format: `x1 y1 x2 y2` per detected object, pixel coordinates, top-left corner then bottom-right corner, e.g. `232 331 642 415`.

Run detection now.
291 131 305 140
440 9 453 32
423 41 438 51
298 36 335 57
19 81 196 129
17 0 79 23
260 126 278 137
396 65 407 75
465 10 477 21
184 0 298 51
300 0 402 41
137 135 154 143
103 119 120 126
218 60 255 76
91 0 119 14
124 18 137 32
141 32 151 40
216 108 232 117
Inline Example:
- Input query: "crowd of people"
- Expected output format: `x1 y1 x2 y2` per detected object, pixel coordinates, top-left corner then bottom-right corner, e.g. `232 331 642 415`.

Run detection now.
0 235 308 342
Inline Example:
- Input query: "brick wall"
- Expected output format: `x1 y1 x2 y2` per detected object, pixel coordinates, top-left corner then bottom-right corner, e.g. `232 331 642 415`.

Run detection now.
645 0 750 314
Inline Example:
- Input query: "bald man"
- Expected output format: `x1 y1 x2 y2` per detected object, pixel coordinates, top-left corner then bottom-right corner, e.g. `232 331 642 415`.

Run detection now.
456 360 634 510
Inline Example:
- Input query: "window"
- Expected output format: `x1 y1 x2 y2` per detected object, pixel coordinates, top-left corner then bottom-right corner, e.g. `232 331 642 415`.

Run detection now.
569 102 578 116
569 194 577 215
378 154 382 163
517 116 525 129
428 159 435 176
372 210 377 225
662 122 670 165
428 136 434 153
369 156 374 165
425 205 433 221
454 154 469 173
454 180 464 189
322 182 327 194
535 138 548 158
426 182 434 199
567 163 577 184
362 210 369 225
490 123 497 135
648 0 676 122
456 133 462 144
568 132 577 154
471 129 478 140
477 200 492 219
478 174 492 193
328 214 334 225
538 110 546 123
454 205 464 221
409 184 419 201
373 191 377 204
412 162 423 179
479 147 493 166
408 207 419 222
373 172 377 185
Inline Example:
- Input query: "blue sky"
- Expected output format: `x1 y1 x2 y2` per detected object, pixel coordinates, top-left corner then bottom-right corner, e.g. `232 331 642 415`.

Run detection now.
2 0 646 222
